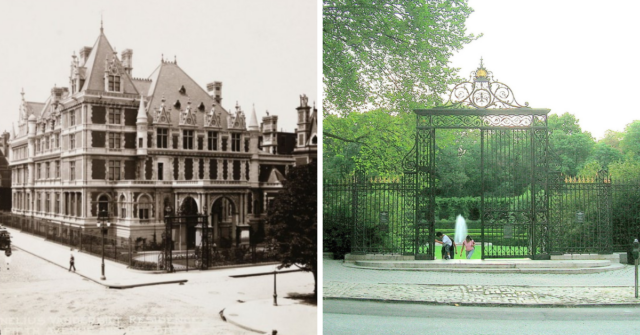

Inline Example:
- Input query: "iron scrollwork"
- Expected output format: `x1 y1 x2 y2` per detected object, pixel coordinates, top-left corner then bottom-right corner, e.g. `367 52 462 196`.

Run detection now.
448 58 529 109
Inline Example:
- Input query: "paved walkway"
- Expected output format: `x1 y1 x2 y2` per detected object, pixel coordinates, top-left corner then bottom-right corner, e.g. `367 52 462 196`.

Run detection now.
5 227 316 334
324 259 640 306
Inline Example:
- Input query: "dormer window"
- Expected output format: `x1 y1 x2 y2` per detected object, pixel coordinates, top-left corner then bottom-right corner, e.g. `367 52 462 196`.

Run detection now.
108 75 121 92
179 85 186 94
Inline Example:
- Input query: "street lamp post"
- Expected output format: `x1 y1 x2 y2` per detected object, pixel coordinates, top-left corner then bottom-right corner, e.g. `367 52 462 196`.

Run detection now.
164 205 173 272
273 269 278 306
97 209 110 280
633 238 639 298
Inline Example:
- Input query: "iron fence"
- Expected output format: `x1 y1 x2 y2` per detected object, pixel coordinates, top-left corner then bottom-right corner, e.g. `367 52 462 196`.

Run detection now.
0 212 280 271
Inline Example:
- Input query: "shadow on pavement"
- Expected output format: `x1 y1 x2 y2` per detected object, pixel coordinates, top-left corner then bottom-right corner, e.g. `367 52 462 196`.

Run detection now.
286 292 317 306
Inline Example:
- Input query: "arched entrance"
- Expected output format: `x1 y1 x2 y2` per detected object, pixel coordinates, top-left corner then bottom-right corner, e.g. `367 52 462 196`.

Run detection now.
180 196 198 249
210 197 236 248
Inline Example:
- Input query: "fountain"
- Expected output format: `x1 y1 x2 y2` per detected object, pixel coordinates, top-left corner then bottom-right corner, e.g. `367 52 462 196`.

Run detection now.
454 215 467 244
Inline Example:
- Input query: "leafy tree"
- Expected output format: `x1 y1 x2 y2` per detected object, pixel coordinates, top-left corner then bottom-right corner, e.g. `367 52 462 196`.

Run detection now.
324 110 415 178
609 160 640 182
620 121 640 160
548 113 595 176
588 142 623 170
601 130 623 151
323 0 478 116
267 162 317 297
577 160 602 179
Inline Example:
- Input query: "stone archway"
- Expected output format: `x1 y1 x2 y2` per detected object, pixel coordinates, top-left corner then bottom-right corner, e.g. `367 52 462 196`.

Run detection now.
180 196 198 249
210 197 237 248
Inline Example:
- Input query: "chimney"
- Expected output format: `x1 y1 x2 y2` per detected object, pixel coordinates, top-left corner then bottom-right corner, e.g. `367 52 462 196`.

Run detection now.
121 49 133 75
79 46 93 66
51 87 67 105
207 81 223 104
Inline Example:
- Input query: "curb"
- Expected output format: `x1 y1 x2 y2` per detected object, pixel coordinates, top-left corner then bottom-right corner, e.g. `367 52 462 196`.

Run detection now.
220 306 266 334
13 245 188 289
230 268 303 278
322 296 640 308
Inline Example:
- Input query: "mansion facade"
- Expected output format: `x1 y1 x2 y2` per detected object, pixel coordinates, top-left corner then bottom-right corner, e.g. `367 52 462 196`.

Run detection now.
8 27 317 249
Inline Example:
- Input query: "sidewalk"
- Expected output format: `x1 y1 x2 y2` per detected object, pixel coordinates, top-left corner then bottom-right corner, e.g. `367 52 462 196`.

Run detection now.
5 227 318 334
324 259 640 307
223 298 317 334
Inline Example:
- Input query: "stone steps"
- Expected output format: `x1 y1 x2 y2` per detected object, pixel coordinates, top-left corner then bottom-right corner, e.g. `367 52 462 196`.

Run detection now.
349 259 625 274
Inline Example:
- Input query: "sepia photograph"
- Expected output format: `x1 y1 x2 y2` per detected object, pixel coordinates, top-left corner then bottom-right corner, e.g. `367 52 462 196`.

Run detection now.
0 1 317 334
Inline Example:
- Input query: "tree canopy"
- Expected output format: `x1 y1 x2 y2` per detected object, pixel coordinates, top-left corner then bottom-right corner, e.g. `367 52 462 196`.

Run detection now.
267 162 317 297
323 0 478 116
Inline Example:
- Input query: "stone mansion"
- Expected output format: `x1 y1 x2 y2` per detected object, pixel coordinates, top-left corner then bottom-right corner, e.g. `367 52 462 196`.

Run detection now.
8 27 317 249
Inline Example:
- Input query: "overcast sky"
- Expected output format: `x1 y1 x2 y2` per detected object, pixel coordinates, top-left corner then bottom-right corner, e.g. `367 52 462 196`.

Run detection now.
450 0 639 139
0 0 317 134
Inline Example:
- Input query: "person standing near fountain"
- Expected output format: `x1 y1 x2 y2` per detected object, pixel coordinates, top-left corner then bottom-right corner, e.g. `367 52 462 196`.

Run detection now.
460 235 476 259
435 232 454 260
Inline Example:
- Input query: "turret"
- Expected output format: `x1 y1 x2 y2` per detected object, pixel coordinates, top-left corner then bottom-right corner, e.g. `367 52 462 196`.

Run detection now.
296 94 311 147
207 81 223 104
121 49 133 75
136 95 148 156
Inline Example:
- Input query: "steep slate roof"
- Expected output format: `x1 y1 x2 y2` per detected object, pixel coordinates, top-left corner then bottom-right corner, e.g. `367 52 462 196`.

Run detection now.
146 61 230 128
24 101 45 118
80 32 139 95
132 78 152 96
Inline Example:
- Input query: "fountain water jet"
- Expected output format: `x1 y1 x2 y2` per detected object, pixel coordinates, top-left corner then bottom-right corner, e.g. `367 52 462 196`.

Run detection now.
455 215 467 244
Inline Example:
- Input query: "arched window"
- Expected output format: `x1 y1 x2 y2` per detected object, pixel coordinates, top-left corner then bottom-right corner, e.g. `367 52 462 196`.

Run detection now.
98 195 109 216
119 195 126 219
138 195 152 219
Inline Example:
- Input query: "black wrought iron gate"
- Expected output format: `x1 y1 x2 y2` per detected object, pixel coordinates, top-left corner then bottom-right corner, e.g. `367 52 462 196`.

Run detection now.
326 61 554 260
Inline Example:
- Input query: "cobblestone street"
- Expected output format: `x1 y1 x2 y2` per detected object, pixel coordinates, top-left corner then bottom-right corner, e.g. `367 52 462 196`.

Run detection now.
324 259 640 306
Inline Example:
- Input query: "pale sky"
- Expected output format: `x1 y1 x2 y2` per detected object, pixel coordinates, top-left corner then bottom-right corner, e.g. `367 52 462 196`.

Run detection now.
450 0 639 139
0 0 317 134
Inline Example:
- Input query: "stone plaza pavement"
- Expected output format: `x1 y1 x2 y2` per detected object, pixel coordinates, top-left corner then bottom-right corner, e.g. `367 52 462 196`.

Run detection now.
323 258 640 306
4 227 316 334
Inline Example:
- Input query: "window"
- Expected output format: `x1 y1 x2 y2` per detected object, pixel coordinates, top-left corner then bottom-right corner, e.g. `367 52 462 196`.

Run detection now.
36 193 40 212
108 133 121 149
45 162 50 179
55 161 60 178
108 75 120 92
158 162 163 181
156 128 168 148
208 131 218 150
55 193 60 214
109 160 121 180
108 108 121 124
36 163 41 179
70 134 76 149
138 196 151 219
183 130 194 150
69 110 75 126
98 195 109 214
120 195 126 219
45 193 50 213
55 134 60 148
172 135 179 149
69 161 76 180
231 133 241 152
36 140 40 153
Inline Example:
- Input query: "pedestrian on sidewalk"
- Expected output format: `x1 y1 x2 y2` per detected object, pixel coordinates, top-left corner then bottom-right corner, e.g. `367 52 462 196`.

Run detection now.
435 232 453 259
460 235 476 259
4 247 11 270
69 248 76 272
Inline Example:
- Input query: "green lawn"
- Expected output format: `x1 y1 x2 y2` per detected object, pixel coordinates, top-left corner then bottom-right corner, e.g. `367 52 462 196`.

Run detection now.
434 245 529 259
